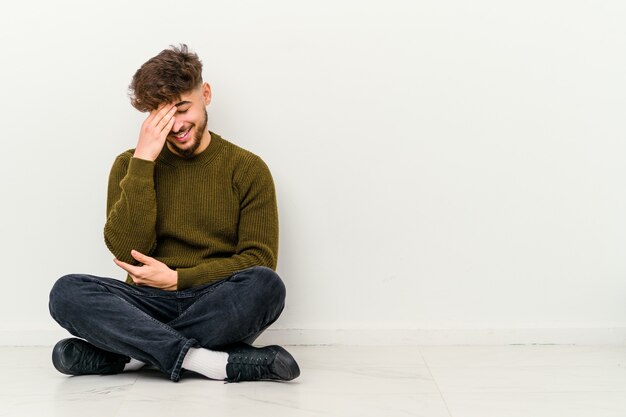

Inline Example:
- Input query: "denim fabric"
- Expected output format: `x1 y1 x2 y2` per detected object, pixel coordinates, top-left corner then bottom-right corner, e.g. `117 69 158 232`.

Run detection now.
49 266 286 381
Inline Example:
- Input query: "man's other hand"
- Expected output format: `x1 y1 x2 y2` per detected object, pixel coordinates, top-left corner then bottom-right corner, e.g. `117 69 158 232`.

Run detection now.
133 104 177 161
114 250 178 291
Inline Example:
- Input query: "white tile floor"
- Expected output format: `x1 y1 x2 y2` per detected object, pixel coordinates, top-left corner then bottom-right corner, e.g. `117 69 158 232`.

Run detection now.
1 345 625 417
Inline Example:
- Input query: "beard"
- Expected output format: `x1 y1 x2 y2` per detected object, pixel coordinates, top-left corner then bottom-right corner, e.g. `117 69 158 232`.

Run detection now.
167 108 208 159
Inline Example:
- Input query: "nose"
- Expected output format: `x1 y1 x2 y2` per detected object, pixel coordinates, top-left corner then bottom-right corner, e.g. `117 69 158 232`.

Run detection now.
173 117 185 133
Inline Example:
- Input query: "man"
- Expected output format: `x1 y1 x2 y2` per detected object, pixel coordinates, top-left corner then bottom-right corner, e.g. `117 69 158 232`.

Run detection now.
48 44 300 383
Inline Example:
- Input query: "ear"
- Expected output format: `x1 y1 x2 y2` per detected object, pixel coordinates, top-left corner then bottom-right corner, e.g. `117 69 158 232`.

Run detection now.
202 82 212 106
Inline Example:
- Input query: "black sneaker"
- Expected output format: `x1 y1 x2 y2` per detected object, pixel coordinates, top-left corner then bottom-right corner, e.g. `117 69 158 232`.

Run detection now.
225 343 300 382
52 338 128 376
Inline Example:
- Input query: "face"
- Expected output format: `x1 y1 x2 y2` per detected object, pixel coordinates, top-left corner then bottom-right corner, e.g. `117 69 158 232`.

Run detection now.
165 83 211 159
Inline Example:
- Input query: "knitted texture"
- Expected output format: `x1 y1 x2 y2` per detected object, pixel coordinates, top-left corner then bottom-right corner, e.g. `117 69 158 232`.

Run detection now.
104 132 279 289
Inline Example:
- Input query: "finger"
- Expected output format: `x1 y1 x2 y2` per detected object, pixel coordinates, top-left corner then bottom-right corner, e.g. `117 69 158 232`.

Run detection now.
113 258 141 276
160 116 176 139
145 103 168 124
131 249 152 265
144 104 174 131
153 102 173 118
153 104 176 127
155 106 177 133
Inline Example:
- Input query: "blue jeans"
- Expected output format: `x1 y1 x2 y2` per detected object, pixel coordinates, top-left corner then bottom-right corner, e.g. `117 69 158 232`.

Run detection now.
48 266 286 381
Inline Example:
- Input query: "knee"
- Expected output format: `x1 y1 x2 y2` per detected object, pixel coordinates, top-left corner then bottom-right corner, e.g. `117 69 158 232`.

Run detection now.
248 266 286 306
49 274 87 321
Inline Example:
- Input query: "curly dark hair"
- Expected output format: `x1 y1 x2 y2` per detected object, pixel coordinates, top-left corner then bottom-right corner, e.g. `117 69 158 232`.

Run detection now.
129 44 203 112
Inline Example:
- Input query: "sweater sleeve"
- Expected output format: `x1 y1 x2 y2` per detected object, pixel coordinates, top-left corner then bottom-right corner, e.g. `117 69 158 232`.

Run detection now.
176 157 279 289
104 155 158 264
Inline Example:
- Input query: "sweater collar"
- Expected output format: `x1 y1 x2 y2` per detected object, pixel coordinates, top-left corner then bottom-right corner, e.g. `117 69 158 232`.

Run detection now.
158 131 223 166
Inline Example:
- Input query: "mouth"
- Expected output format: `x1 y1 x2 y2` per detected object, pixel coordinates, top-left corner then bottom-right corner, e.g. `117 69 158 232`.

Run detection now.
172 127 192 143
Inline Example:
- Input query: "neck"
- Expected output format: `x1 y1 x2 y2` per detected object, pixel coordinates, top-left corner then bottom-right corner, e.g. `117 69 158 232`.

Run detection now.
194 129 212 155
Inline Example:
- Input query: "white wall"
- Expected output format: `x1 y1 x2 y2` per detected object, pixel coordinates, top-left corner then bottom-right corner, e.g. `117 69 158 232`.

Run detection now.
1 0 625 345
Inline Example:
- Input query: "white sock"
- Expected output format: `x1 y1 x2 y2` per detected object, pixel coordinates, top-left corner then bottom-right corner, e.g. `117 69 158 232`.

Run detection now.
182 347 229 380
123 358 146 372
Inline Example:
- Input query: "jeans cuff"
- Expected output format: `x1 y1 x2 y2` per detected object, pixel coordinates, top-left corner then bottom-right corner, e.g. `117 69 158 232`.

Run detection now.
170 338 198 382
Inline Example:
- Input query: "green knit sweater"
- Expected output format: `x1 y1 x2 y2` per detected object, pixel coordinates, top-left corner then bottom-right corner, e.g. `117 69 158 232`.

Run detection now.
104 131 279 290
